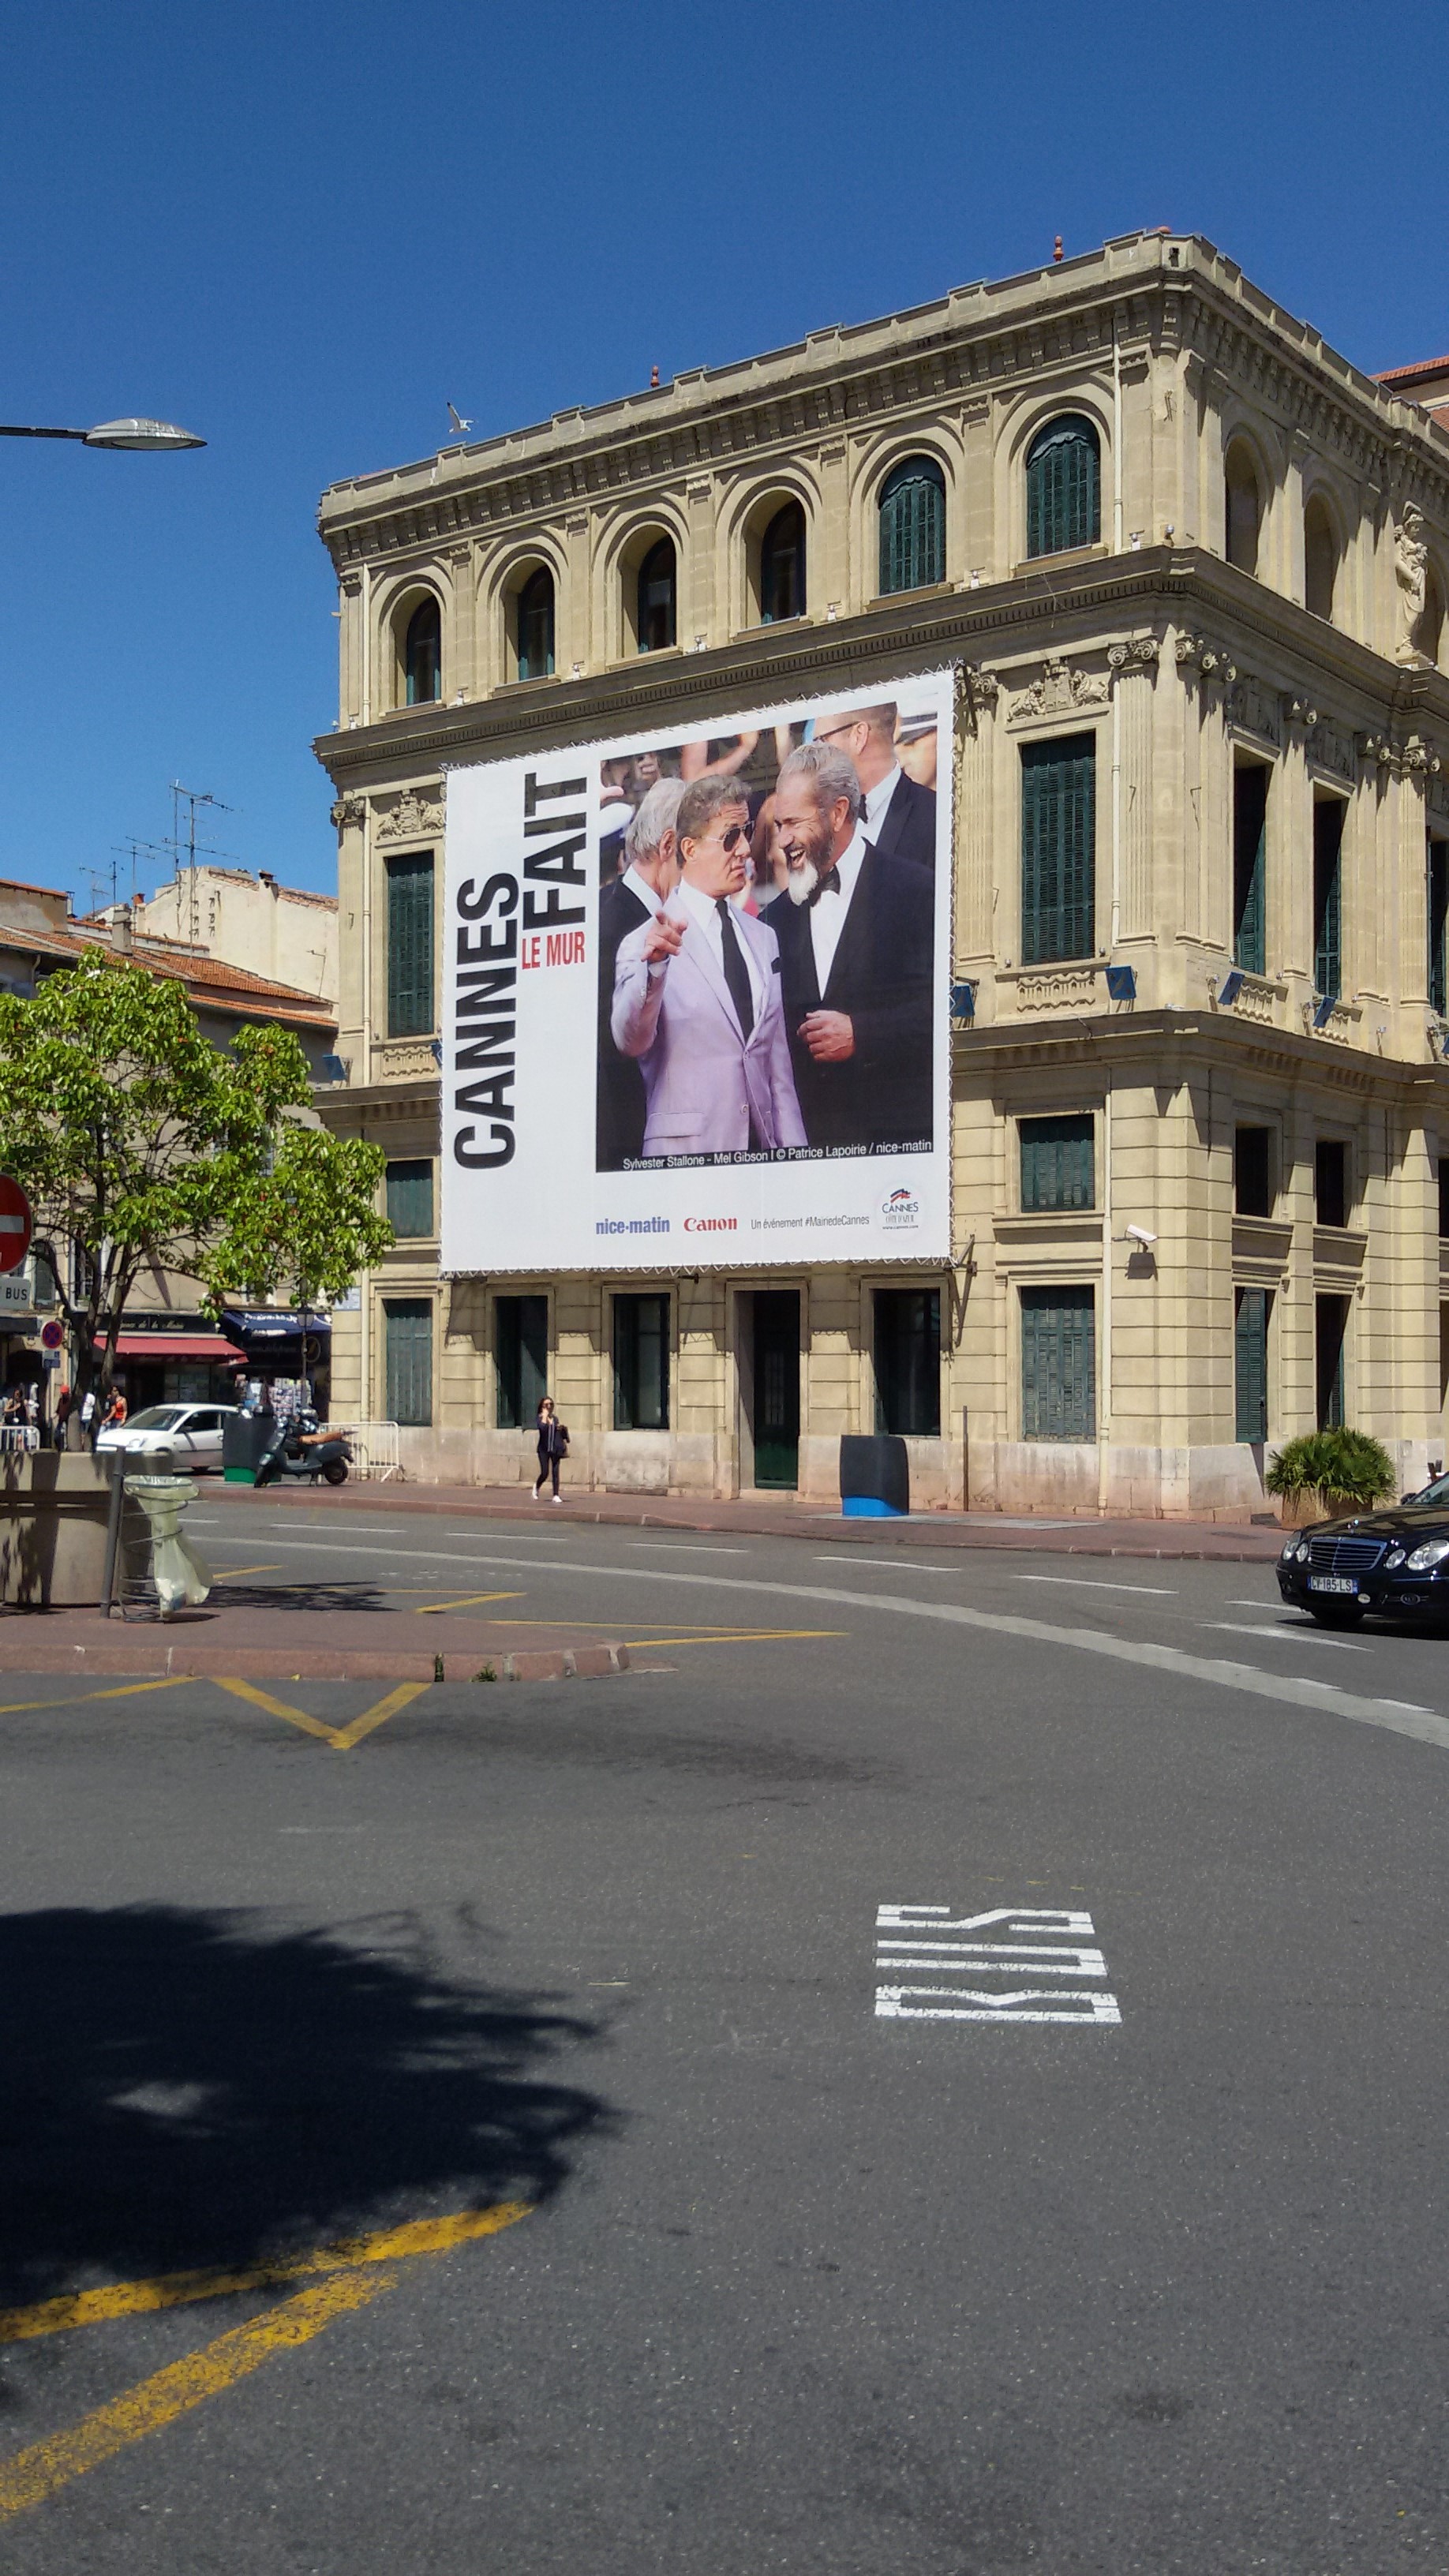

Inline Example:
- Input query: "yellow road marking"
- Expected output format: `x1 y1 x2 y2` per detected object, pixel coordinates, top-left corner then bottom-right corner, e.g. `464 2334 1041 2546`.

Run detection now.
620 1630 844 1647
212 1676 430 1749
0 2271 395 2522
209 1565 282 1582
0 1678 190 1718
0 2202 533 2346
414 1591 525 1614
213 1677 338 1743
330 1680 429 1748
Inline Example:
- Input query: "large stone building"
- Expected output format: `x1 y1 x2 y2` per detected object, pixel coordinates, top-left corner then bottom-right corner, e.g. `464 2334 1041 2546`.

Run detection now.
313 230 1449 1514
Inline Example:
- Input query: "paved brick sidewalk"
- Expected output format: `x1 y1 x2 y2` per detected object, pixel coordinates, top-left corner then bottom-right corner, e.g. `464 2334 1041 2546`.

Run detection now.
207 1477 1287 1563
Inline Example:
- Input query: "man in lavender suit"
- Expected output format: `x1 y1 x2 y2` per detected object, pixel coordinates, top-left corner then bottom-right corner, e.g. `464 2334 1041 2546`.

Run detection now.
611 773 806 1159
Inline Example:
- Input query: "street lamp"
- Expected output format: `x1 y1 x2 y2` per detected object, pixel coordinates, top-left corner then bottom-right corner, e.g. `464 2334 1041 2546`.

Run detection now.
0 417 204 450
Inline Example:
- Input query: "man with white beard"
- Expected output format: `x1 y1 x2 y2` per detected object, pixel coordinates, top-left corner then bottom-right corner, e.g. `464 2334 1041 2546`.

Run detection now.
760 740 934 1151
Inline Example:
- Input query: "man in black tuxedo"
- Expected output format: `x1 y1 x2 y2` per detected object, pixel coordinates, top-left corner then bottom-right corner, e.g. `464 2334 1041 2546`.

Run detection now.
596 775 685 1169
811 700 937 870
760 742 934 1151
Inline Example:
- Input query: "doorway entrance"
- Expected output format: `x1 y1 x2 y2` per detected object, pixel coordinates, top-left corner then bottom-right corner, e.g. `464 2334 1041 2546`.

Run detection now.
745 1291 800 1489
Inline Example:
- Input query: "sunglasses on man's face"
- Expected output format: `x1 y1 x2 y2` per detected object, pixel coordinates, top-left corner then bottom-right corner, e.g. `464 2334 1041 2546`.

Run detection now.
712 822 751 852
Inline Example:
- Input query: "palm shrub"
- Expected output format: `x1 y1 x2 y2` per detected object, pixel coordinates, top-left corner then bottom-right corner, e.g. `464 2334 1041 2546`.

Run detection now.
1264 1427 1397 1509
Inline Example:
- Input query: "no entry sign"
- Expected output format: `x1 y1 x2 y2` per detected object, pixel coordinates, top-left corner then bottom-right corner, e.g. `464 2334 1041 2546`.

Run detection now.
0 1177 32 1276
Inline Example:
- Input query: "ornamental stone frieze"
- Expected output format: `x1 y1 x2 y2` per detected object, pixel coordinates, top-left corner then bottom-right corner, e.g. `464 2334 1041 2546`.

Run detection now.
1006 655 1111 724
371 1039 441 1082
375 789 444 843
331 793 366 832
1305 720 1355 783
1014 967 1099 1013
1223 673 1282 748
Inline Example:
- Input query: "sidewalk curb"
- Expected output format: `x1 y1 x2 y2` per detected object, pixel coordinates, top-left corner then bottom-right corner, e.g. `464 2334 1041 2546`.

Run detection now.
0 1638 631 1686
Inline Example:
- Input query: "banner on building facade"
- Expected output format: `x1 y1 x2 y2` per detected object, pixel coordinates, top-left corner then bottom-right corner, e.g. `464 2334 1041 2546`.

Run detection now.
440 668 954 1275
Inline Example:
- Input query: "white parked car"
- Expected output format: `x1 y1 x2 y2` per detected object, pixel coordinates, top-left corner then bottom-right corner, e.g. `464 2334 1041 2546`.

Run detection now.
95 1403 237 1470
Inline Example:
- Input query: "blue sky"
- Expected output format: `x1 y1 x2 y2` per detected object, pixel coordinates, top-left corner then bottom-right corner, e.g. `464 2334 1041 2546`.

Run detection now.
2 0 1445 907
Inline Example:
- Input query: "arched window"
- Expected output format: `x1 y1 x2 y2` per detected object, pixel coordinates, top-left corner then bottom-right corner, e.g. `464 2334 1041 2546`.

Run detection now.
879 455 946 595
403 596 441 705
516 567 555 680
759 501 806 623
1025 416 1101 558
1225 442 1261 576
637 538 676 653
1304 497 1336 620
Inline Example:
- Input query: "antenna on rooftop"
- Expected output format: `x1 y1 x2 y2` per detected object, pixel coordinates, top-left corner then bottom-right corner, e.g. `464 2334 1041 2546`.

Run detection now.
164 784 239 946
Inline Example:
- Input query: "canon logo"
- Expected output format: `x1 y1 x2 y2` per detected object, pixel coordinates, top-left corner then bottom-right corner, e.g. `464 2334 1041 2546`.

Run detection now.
683 1215 739 1233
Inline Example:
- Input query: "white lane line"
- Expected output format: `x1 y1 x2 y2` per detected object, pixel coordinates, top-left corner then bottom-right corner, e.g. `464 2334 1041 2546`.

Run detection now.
219 1530 1449 1752
1013 1574 1177 1597
627 1543 748 1555
814 1556 958 1573
1200 1621 1368 1653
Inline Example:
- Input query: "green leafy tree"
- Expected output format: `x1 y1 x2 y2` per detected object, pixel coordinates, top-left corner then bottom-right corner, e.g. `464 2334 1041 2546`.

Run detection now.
201 1120 393 1326
0 953 390 1402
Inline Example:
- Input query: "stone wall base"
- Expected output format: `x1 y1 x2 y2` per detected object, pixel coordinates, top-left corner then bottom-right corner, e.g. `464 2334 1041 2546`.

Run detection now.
377 1427 1432 1519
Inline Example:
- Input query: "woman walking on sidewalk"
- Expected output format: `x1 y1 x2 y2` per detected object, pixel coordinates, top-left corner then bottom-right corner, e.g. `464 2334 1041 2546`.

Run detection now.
533 1395 568 1503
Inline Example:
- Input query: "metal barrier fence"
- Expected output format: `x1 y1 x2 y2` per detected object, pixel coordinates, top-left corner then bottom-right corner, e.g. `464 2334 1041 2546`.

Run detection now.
0 1425 40 1455
328 1421 402 1482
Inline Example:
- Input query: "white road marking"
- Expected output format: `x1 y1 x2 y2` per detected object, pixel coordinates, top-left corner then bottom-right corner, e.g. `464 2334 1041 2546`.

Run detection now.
209 1528 1449 1751
814 1556 958 1572
1013 1574 1177 1596
1200 1622 1368 1653
627 1543 748 1555
874 1904 1119 2026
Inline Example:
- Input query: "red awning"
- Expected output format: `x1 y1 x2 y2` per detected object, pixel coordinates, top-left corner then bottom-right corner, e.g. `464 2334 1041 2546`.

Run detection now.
100 1335 238 1361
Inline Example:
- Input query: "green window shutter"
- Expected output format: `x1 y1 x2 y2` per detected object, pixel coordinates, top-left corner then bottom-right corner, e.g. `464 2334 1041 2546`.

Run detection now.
384 1159 433 1238
1020 1286 1095 1440
1312 800 1344 1002
1233 768 1268 976
1020 1114 1095 1211
613 1294 670 1429
1021 736 1095 965
878 458 946 596
1025 416 1102 557
495 1294 549 1428
1234 1288 1269 1442
384 1298 432 1426
873 1289 942 1436
517 569 555 679
1428 840 1448 1018
387 852 435 1037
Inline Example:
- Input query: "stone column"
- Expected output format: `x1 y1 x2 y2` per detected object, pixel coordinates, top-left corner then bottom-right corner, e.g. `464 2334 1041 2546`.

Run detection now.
953 665 998 972
1107 635 1161 946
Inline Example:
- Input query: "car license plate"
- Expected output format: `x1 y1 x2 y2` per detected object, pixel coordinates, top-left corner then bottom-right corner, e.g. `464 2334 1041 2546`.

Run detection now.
1309 1574 1359 1595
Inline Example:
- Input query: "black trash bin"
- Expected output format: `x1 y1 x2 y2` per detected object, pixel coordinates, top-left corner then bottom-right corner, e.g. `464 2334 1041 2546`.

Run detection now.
222 1412 275 1487
839 1433 910 1518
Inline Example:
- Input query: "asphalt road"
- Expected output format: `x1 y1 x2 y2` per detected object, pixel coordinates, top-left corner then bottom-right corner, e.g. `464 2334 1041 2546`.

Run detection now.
2 1500 1447 2572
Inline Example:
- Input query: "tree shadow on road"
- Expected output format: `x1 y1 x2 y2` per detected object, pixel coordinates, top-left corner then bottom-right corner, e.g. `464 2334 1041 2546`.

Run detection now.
0 1905 611 2313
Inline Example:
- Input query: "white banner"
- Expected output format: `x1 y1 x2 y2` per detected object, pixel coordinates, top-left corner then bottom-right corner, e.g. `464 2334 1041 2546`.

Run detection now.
441 669 954 1275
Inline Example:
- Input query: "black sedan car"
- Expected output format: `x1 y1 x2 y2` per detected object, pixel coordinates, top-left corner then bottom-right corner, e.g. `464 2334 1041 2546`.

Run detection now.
1277 1473 1449 1627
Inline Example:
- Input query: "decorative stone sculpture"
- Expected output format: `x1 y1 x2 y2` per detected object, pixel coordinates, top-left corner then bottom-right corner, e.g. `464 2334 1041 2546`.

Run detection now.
1395 506 1432 666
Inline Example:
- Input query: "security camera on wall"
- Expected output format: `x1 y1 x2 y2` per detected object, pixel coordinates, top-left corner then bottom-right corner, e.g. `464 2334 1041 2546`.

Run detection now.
1125 1224 1157 1249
